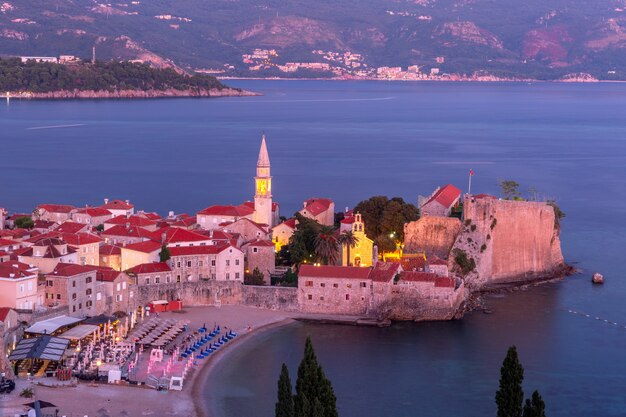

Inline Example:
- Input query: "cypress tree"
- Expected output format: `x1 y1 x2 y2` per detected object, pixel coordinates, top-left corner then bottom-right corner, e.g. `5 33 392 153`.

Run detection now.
276 363 295 417
495 345 525 417
295 337 339 417
522 390 546 417
312 398 325 417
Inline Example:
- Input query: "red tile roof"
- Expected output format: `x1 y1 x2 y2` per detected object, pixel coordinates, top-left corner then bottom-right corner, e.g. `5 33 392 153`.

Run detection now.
0 261 36 279
168 244 235 257
435 277 455 288
0 238 21 247
370 262 402 282
241 201 280 213
97 270 123 282
19 239 76 259
33 220 57 229
399 271 439 282
428 255 448 266
101 225 156 239
124 240 162 253
400 255 427 272
126 262 171 275
139 212 162 221
473 194 497 200
0 307 13 322
37 204 75 214
48 262 99 277
424 184 462 209
61 232 103 246
101 200 134 210
340 216 355 224
56 222 88 234
302 198 333 216
243 239 275 248
171 216 197 228
106 215 157 227
299 264 371 280
100 244 122 256
276 218 297 230
155 227 210 244
197 205 255 217
74 207 112 217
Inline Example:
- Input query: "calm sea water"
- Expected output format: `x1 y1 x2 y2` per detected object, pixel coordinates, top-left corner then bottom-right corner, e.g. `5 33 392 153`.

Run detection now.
2 80 626 416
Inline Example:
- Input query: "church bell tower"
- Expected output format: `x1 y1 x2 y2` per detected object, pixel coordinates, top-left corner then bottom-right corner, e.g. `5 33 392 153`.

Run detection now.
254 134 273 226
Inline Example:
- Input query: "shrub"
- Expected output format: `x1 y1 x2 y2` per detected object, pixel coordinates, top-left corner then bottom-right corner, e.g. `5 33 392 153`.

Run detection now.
454 250 476 275
464 219 472 226
20 388 34 398
490 218 497 230
480 244 487 253
470 225 477 232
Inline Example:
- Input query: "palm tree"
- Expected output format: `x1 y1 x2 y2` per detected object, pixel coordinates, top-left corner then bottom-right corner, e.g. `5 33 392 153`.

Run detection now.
337 230 359 266
314 226 339 265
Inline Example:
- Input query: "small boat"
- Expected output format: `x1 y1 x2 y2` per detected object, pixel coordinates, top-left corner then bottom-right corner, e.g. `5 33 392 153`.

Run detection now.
592 272 604 284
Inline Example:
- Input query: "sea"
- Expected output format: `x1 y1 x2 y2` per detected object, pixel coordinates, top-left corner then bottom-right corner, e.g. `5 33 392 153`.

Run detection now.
2 80 626 417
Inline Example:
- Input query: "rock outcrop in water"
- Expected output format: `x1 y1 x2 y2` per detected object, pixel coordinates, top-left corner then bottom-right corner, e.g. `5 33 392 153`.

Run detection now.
7 88 258 99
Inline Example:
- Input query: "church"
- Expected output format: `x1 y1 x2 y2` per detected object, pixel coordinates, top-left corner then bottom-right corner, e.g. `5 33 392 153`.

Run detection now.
252 134 279 227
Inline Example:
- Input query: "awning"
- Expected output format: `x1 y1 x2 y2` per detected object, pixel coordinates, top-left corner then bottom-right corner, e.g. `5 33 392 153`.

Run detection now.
25 316 83 335
58 324 100 340
8 336 69 361
83 314 116 326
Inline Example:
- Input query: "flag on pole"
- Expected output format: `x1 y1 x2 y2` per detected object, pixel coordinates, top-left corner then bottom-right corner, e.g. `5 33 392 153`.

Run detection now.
469 169 474 176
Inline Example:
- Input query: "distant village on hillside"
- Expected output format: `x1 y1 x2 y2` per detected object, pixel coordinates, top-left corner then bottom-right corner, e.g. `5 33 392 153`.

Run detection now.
0 135 565 393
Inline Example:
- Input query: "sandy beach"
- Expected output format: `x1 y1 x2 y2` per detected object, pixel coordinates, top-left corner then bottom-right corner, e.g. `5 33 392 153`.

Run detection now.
0 306 297 417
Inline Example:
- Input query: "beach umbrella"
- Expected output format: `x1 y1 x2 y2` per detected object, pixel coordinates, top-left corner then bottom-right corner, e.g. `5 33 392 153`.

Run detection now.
24 400 57 409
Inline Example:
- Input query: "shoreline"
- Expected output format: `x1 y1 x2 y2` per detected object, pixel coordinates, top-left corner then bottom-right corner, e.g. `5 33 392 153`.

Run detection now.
192 316 298 417
218 76 624 83
1 87 260 100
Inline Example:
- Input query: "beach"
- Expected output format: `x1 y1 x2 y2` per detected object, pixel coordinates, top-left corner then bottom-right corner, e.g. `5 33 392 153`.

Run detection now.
0 306 297 417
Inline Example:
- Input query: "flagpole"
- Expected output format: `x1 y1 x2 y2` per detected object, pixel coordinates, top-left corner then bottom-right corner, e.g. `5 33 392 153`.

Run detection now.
468 169 472 196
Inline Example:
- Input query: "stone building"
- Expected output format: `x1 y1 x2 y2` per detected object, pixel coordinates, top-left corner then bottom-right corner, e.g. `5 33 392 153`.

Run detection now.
197 205 255 231
44 263 99 317
100 199 135 217
121 240 162 271
99 244 122 271
126 262 173 286
0 307 19 375
95 270 134 316
167 244 244 282
56 221 91 234
61 232 102 266
35 204 76 223
298 265 373 315
104 215 159 231
0 207 6 230
0 261 42 311
101 225 156 246
426 256 449 277
271 218 296 251
340 213 374 267
419 184 461 217
241 239 275 284
219 217 270 243
18 237 78 274
299 198 335 226
71 207 113 227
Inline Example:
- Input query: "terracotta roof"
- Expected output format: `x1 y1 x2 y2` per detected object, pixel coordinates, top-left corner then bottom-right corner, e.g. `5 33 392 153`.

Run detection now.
242 201 280 213
19 240 76 259
61 232 103 246
168 244 235 257
106 215 157 227
435 277 455 288
0 261 37 279
0 238 21 247
74 207 112 217
243 239 275 248
195 230 236 241
197 205 255 217
299 264 371 279
171 216 197 227
302 198 333 216
400 255 427 272
340 216 355 224
124 240 162 253
0 307 13 322
399 271 439 282
33 220 57 229
48 263 100 277
97 270 123 282
126 262 171 275
473 194 497 200
0 228 31 239
275 218 297 230
423 184 462 209
101 225 156 239
139 212 162 221
101 200 134 210
370 262 402 282
428 255 448 266
37 204 75 214
100 244 122 256
156 227 210 244
56 222 88 234
220 217 268 232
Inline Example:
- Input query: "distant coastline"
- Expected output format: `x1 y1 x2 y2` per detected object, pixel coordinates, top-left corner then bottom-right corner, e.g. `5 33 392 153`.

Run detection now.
2 88 259 100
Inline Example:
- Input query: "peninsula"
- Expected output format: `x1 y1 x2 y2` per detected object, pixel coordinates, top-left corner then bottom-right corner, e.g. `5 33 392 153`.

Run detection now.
0 57 256 99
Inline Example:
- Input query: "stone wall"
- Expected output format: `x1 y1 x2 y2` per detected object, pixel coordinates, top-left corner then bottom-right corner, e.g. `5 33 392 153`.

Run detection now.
135 281 243 307
404 217 463 258
454 197 565 288
241 285 298 311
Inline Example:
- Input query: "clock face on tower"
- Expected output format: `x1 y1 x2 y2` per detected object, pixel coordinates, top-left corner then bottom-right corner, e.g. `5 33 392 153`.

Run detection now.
257 179 267 196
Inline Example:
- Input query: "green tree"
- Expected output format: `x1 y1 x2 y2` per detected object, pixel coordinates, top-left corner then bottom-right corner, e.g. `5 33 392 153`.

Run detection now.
295 337 338 417
276 363 295 417
498 180 521 200
314 226 339 265
159 245 171 262
546 201 565 230
522 391 546 417
287 214 323 265
353 196 418 252
496 345 525 417
244 267 266 286
14 216 33 229
336 230 358 266
94 224 105 232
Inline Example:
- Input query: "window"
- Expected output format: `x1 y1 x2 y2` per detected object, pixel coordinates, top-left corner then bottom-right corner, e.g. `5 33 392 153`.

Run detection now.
116 294 122 302
19 284 24 293
305 281 313 287
226 273 230 280
199 261 203 267
116 283 121 291
177 262 181 268
307 294 313 300
345 294 350 301
346 284 352 289
72 306 76 312
235 259 240 266
187 261 192 267
46 280 53 287
72 280 76 288
57 294 61 300
226 260 230 266
360 282 367 288
130 291 134 298
86 276 92 283
235 272 240 279
333 283 338 288
145 278 150 285
320 296 325 301
320 283 326 287
176 275 181 283
72 293 77 300
86 288 92 296
211 260 216 266
86 300 92 308
27 281 33 291
96 292 102 301
122 282 126 290
166 276 171 283
78 303 82 309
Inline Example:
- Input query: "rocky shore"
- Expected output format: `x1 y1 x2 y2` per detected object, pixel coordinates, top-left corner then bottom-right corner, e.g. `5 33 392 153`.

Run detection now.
4 87 259 99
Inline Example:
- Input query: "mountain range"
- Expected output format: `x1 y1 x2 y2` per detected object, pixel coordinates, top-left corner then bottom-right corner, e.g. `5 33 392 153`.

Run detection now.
1 0 626 80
